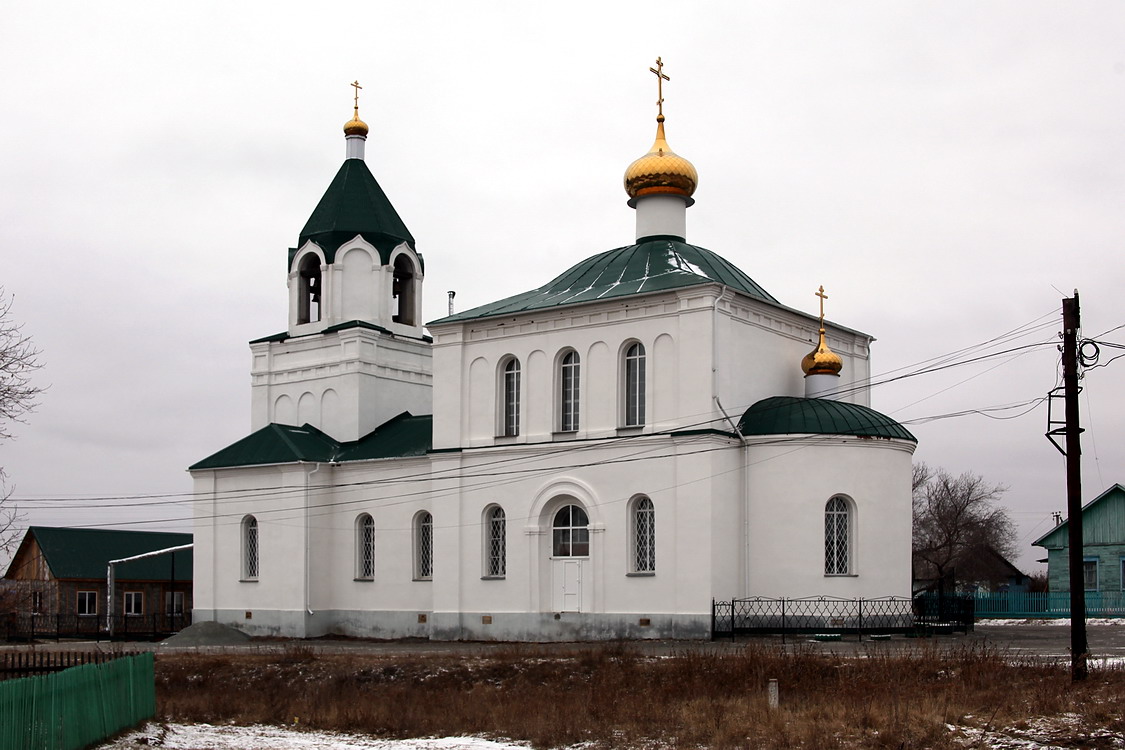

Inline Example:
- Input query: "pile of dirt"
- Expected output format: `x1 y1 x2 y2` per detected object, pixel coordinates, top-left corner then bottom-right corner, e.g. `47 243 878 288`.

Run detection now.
161 621 252 647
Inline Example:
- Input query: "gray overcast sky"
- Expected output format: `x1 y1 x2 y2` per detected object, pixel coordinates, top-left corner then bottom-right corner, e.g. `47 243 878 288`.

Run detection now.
2 1 1123 573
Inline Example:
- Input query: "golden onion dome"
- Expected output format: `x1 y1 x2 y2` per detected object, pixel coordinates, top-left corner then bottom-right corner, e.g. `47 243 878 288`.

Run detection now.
344 108 369 137
802 328 844 377
624 115 698 205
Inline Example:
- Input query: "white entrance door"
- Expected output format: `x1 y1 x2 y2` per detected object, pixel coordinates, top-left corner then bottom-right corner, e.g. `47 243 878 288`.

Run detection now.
549 504 592 612
552 558 585 612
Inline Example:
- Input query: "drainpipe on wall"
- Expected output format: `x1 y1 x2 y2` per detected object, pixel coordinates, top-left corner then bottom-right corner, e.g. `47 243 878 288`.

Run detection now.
305 463 321 618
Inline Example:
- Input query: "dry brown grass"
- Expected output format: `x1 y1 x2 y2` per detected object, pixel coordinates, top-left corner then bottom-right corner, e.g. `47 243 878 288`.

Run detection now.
154 642 1125 749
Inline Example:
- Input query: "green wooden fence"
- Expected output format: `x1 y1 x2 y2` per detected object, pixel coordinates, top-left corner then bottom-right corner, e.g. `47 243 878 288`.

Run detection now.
973 591 1125 618
0 652 154 750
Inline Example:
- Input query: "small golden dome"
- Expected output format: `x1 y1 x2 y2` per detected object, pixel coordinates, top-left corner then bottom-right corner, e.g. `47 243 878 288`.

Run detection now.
624 116 698 205
344 108 369 137
802 329 844 376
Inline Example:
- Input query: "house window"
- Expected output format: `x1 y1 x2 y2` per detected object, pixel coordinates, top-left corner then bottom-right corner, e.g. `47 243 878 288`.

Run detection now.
1121 558 1125 592
31 591 42 613
552 504 590 557
242 515 259 580
824 496 851 575
392 255 416 325
297 254 322 324
559 350 581 432
623 342 646 427
124 591 144 616
500 358 521 437
1083 558 1098 591
356 513 375 580
631 496 655 573
415 511 433 580
164 591 185 615
77 591 97 617
485 506 506 577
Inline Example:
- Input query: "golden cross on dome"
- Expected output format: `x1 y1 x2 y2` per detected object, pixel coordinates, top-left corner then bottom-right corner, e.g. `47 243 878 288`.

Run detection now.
649 57 670 118
816 285 828 328
350 80 363 111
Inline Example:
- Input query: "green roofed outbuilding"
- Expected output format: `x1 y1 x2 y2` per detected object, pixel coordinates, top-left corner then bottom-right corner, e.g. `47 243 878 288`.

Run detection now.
1 527 193 637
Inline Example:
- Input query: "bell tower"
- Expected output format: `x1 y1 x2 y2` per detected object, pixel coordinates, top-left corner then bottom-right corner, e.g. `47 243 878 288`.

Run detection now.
249 83 433 441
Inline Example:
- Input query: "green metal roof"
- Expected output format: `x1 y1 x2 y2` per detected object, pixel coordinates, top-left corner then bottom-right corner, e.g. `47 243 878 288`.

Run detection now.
294 158 417 266
737 396 916 442
430 236 777 324
190 412 433 470
249 320 433 346
24 527 192 581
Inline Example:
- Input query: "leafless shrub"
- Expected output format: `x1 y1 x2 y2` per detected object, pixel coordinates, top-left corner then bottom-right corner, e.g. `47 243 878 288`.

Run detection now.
152 642 1125 749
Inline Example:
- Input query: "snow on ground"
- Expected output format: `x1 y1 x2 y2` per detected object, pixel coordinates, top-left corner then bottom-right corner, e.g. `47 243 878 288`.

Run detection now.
99 722 531 750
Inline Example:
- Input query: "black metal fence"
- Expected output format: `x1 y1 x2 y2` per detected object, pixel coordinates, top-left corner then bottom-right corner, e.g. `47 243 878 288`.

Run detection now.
1 613 191 642
712 595 974 639
0 649 139 681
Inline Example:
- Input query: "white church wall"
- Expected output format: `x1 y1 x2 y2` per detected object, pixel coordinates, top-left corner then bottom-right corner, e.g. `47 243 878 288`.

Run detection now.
250 328 432 440
744 438 915 600
194 464 321 637
714 295 874 414
339 246 375 322
430 287 728 451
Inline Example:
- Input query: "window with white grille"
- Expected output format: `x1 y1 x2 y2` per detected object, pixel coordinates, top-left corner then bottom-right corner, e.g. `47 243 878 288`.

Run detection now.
632 497 655 573
486 506 506 577
356 513 375 580
623 342 646 427
243 515 259 580
559 351 580 432
416 512 433 580
824 496 850 575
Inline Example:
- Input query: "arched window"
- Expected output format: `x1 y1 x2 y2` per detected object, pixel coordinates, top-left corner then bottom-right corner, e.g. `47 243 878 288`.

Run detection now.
415 511 433 580
485 506 506 577
623 342 646 427
356 513 375 580
242 516 259 580
559 350 581 432
392 255 416 325
297 254 322 324
824 496 851 575
631 496 655 573
552 504 590 557
501 358 521 437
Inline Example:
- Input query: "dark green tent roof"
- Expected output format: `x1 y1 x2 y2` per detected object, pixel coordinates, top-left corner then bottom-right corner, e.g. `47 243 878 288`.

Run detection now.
190 412 433 470
25 527 192 581
737 396 916 442
294 158 416 266
430 236 777 324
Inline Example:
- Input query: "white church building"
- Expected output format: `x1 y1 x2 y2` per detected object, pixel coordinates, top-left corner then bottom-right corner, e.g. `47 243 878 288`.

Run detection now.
190 70 917 640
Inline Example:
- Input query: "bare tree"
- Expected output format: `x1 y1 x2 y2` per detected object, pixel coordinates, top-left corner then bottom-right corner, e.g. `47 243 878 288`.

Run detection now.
0 288 43 557
912 463 1017 593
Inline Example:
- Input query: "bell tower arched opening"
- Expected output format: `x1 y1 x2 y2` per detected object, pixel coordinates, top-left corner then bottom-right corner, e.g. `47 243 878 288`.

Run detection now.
297 254 322 324
392 254 416 325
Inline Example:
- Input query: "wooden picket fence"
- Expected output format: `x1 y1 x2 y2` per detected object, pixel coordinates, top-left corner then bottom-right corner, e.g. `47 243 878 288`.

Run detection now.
0 652 154 750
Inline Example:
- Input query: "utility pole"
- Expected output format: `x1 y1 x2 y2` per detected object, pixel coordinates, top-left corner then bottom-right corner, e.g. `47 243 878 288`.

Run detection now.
1062 292 1087 681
